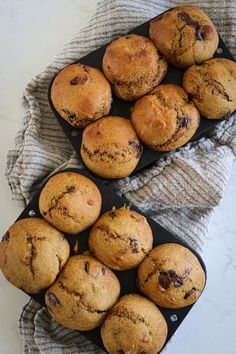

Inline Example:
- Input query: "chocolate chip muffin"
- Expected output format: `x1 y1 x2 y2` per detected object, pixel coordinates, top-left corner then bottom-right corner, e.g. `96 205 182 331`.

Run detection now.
39 172 102 234
149 5 219 68
131 84 200 151
81 116 143 178
45 255 120 331
101 294 168 354
89 207 153 270
137 243 206 309
51 63 112 128
183 58 236 119
102 34 167 101
0 218 69 294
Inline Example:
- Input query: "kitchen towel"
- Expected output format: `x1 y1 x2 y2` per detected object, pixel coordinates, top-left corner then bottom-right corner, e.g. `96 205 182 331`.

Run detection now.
6 0 236 353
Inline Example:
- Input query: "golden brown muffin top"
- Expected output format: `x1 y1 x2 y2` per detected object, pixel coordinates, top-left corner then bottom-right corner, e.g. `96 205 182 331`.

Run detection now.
89 207 153 270
0 218 70 294
101 293 168 354
51 63 112 127
137 243 206 308
183 58 236 119
150 5 219 68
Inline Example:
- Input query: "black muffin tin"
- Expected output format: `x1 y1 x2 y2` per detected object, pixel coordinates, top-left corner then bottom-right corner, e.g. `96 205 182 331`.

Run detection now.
48 15 235 177
12 168 206 353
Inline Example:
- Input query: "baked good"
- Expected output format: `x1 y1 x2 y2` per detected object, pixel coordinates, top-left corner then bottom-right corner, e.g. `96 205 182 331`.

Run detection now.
39 172 102 234
137 243 206 308
45 255 120 331
149 5 219 68
80 116 143 178
101 293 168 354
183 58 236 119
131 84 200 151
89 207 153 270
51 63 112 128
0 218 69 294
102 34 167 101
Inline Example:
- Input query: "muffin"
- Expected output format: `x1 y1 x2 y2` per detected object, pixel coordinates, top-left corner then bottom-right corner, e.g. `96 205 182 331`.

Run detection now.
137 243 206 308
102 34 167 101
0 218 70 294
89 207 153 270
101 294 168 354
51 63 112 128
45 255 120 331
131 84 200 151
183 58 236 119
149 5 219 68
81 116 143 178
39 172 102 234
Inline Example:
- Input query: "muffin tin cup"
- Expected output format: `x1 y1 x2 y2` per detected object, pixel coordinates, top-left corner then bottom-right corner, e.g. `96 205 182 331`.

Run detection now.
48 16 235 179
9 168 207 352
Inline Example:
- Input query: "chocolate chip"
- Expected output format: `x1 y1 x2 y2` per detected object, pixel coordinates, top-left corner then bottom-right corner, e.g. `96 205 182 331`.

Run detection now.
68 113 76 122
2 231 10 242
70 76 88 85
70 77 79 85
84 261 90 273
87 199 94 206
130 239 138 253
184 287 196 299
129 139 143 159
140 352 148 354
201 25 214 40
109 210 117 219
101 267 106 275
136 145 143 159
117 350 125 354
158 272 172 290
158 270 183 290
66 185 76 193
195 24 213 41
178 117 191 129
129 140 139 148
47 292 61 307
169 270 183 288
196 26 204 41
62 109 77 122
178 12 203 41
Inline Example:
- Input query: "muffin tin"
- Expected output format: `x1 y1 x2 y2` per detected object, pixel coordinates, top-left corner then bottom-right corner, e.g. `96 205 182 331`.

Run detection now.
48 15 235 178
12 168 206 352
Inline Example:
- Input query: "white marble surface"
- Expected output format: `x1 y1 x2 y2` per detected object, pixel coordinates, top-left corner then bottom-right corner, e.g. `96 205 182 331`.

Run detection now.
0 1 235 353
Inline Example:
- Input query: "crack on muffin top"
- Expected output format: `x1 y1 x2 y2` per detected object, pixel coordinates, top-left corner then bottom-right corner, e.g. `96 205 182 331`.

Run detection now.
26 236 37 278
81 143 140 163
70 76 89 85
42 186 78 220
94 224 146 256
110 306 149 327
178 12 204 40
47 292 61 307
57 280 109 314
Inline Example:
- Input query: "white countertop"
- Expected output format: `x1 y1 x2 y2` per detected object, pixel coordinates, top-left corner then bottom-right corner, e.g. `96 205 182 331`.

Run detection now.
0 1 235 353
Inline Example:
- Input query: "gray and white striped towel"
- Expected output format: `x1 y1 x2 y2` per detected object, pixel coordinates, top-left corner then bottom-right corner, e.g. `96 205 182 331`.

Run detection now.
6 0 236 353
